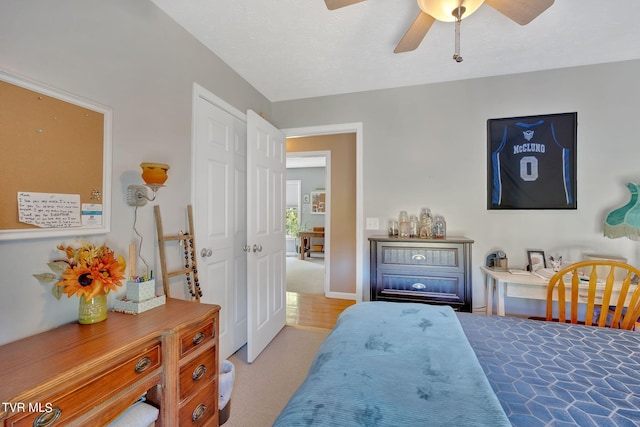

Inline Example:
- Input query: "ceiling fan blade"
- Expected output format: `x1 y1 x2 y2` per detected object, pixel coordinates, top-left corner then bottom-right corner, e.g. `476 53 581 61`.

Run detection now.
484 0 554 25
394 12 435 54
324 0 366 10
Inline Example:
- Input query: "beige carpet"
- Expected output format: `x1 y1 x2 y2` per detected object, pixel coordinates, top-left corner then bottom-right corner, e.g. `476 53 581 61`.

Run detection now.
286 257 325 294
224 326 329 427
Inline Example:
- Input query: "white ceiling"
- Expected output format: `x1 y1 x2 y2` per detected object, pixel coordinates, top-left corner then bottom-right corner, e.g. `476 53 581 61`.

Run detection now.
150 0 640 102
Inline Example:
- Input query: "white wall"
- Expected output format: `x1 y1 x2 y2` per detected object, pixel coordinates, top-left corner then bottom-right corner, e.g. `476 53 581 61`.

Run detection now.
272 60 640 315
0 0 270 345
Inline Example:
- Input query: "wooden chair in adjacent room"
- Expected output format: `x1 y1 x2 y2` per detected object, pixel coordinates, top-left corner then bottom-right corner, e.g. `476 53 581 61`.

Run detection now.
546 260 640 329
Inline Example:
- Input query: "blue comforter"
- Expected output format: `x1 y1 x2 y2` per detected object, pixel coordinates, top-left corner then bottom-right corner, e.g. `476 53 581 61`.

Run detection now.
458 313 640 426
274 302 510 426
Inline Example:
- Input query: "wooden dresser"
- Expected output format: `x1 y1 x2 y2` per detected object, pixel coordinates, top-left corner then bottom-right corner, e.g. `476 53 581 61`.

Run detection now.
0 298 220 426
369 236 474 312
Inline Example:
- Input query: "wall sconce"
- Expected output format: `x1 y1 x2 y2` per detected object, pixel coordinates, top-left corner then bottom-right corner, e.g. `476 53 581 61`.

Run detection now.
127 162 169 206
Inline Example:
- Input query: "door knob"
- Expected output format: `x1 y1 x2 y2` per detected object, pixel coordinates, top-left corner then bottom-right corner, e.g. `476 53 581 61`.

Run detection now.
200 248 212 257
252 244 263 253
243 244 251 253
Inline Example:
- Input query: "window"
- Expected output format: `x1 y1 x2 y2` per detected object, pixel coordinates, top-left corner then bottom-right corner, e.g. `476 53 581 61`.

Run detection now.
286 180 301 237
285 207 300 237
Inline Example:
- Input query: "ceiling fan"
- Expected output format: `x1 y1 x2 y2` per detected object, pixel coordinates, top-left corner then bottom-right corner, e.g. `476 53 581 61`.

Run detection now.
325 0 554 62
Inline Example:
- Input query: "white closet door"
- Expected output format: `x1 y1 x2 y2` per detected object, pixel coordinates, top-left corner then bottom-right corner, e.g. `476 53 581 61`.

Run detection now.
246 110 286 363
193 90 247 360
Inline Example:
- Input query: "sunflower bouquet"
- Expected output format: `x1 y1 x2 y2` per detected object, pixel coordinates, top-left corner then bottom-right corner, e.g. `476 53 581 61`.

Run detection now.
34 242 127 301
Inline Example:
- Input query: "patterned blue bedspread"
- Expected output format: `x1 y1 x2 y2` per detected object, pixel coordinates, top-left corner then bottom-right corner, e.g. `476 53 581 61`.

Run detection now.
457 313 640 427
274 302 510 427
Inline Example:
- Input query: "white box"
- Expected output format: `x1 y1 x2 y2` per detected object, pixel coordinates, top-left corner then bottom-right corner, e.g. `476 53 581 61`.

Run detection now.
126 279 156 303
113 295 166 314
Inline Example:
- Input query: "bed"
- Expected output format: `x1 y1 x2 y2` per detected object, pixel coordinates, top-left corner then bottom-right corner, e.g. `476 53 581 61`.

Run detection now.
274 301 640 426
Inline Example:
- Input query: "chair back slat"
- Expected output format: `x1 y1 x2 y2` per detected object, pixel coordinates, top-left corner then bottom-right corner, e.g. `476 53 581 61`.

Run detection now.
549 274 566 322
621 289 640 329
585 266 598 326
596 266 615 327
570 272 580 324
546 260 640 330
609 269 630 326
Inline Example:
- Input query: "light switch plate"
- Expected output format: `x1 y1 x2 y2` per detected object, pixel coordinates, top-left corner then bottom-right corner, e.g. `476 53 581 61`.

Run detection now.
366 217 379 230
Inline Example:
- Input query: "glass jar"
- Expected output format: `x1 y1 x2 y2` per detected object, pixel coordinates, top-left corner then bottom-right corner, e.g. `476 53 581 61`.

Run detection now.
398 210 409 237
388 220 398 237
433 216 446 239
419 208 434 239
399 221 410 238
409 215 419 238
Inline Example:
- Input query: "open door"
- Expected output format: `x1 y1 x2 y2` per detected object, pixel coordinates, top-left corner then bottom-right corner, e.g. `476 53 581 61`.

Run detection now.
246 110 286 363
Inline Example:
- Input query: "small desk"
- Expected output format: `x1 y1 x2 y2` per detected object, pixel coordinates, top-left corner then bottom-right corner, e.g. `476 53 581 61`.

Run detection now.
482 266 638 316
481 266 546 316
299 230 324 260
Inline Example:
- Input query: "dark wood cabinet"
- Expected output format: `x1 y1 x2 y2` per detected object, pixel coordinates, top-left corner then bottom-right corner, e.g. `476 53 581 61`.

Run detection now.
369 236 473 312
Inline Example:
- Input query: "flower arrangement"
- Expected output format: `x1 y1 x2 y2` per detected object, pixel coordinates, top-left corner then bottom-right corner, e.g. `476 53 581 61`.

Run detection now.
34 242 127 301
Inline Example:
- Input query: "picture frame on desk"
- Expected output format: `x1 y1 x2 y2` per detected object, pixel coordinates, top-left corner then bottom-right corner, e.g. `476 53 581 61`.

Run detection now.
527 250 546 272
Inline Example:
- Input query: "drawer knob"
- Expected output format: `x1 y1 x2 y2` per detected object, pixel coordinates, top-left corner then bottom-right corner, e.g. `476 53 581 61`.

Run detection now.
411 283 427 290
412 254 426 261
33 406 61 427
192 364 207 381
192 331 206 345
192 403 207 421
135 356 152 373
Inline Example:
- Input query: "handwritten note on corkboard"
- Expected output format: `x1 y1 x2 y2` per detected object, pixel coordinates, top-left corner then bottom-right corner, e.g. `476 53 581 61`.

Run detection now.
17 192 82 228
0 72 112 240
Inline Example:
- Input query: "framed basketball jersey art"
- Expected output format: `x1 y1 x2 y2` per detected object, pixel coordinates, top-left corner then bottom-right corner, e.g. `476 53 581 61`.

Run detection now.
487 112 577 210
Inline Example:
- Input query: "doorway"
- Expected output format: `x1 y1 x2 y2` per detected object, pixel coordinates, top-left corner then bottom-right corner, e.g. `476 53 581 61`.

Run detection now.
286 153 329 296
283 128 362 301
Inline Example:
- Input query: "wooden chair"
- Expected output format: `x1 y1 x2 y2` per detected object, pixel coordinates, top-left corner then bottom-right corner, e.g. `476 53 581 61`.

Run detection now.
546 260 640 329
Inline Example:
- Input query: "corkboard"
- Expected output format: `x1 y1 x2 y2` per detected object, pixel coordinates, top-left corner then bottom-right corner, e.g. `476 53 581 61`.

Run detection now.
0 72 112 240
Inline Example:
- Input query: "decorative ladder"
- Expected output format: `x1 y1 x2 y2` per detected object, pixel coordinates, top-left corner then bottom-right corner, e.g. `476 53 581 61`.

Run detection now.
154 205 202 301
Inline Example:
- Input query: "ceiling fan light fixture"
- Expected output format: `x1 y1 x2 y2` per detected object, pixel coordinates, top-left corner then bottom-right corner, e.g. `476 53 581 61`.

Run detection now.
417 0 485 22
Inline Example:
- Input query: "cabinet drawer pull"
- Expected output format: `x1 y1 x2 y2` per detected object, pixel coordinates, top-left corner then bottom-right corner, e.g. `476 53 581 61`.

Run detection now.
192 331 206 345
411 283 427 290
412 254 426 261
135 356 152 373
192 403 207 421
192 364 207 381
33 406 61 427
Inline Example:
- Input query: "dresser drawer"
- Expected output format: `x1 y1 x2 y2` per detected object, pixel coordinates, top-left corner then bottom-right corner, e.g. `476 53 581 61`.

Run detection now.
370 237 474 312
6 343 161 426
376 271 466 306
179 379 217 426
180 346 216 401
180 318 216 358
378 243 463 271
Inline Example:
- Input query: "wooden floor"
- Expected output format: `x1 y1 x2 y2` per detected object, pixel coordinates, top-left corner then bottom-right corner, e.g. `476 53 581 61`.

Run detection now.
286 291 356 330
